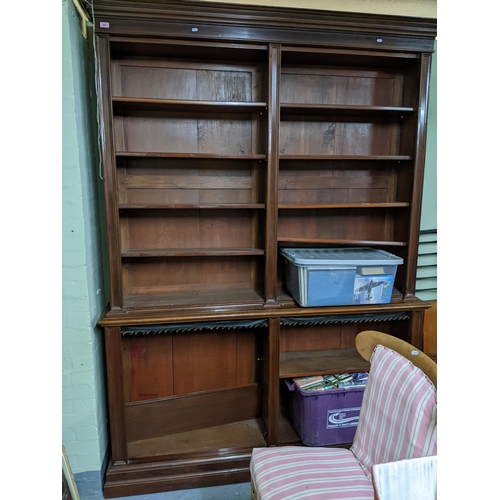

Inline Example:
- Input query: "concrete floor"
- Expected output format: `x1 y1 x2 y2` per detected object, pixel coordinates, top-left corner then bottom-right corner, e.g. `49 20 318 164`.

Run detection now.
81 482 252 500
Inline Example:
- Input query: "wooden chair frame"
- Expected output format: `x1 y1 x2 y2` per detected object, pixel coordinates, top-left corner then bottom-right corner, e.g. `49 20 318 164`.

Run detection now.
355 330 437 388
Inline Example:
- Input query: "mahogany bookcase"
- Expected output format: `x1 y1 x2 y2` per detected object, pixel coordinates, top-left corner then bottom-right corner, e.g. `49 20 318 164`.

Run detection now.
92 1 437 496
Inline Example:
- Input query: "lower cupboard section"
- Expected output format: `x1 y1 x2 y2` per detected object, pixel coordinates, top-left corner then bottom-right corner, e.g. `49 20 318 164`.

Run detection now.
125 385 265 459
121 327 263 403
118 325 268 463
102 307 426 496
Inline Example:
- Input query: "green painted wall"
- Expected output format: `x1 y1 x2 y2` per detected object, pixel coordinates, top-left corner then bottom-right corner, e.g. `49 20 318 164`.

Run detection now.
421 41 437 232
62 0 109 476
415 42 437 302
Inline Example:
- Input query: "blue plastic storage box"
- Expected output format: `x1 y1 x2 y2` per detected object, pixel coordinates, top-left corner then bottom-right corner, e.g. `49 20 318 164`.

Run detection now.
281 247 403 307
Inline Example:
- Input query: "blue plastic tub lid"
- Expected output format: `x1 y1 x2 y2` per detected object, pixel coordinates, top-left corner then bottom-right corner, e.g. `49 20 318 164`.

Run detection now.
280 247 403 266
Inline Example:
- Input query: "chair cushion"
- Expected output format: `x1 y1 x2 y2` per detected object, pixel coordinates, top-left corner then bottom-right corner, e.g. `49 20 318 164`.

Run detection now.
351 345 437 481
250 446 374 499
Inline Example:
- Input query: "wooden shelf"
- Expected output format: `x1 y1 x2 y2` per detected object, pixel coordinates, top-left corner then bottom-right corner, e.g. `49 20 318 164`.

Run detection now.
278 202 409 209
121 248 265 257
127 418 266 460
279 155 412 161
113 97 267 114
119 204 266 210
100 292 429 325
280 348 370 378
115 152 267 160
277 237 407 246
280 103 414 116
122 288 265 310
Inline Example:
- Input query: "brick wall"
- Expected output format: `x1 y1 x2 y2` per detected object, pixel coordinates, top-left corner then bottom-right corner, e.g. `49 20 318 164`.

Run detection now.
62 0 109 484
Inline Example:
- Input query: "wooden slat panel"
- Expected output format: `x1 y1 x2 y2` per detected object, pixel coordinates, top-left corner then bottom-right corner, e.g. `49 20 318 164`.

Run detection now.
281 65 401 78
121 113 197 152
278 209 392 241
279 191 394 206
123 257 258 293
173 331 237 394
125 385 261 442
278 174 389 190
339 322 394 349
278 161 400 205
280 120 399 156
279 188 348 204
281 73 397 107
199 189 253 204
120 65 197 99
110 59 123 96
117 60 261 101
281 322 400 357
124 174 252 190
118 158 260 205
198 117 254 155
236 330 260 386
196 69 253 101
124 335 174 402
280 324 342 352
200 212 255 249
120 210 256 250
347 188 389 203
118 112 257 155
116 166 128 204
339 324 361 349
121 212 198 250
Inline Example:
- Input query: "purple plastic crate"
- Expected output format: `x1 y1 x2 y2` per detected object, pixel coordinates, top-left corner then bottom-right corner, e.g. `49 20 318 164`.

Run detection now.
287 380 366 446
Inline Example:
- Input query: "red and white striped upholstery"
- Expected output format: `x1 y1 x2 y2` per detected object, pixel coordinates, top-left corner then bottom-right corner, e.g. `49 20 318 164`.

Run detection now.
250 446 374 500
351 345 437 481
250 344 437 500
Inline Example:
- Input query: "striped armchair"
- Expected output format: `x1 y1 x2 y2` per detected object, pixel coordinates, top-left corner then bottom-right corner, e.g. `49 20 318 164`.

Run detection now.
250 331 437 500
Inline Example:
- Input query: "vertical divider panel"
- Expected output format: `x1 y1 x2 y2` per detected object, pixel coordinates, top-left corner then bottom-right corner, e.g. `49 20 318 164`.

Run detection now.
262 317 280 445
408 309 426 350
264 44 281 306
104 326 128 465
405 53 433 298
96 35 123 310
